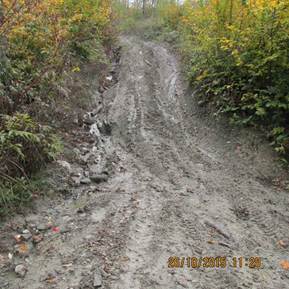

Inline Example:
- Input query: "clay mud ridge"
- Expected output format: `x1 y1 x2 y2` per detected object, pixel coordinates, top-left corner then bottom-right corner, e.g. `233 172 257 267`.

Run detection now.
1 36 289 289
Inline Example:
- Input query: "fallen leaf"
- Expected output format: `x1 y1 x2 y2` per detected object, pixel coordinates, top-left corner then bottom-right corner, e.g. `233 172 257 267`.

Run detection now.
207 240 215 244
280 260 289 270
46 277 57 284
52 227 60 233
46 276 57 284
277 239 289 248
16 243 29 255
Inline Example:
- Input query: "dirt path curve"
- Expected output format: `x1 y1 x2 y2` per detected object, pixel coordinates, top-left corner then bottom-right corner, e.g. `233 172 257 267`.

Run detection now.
2 36 289 289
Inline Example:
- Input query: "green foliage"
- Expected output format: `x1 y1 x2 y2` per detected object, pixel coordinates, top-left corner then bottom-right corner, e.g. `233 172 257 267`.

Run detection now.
0 175 49 216
0 0 114 214
0 178 33 216
0 0 114 110
153 0 289 158
0 113 62 177
0 113 62 214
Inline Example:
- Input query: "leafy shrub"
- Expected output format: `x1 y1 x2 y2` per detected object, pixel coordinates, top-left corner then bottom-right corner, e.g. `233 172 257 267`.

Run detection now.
0 113 62 177
155 0 289 158
0 0 114 214
0 0 114 109
0 113 62 213
0 178 35 216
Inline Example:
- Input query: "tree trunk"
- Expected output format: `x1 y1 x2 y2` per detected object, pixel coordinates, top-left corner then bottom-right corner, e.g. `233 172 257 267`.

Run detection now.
142 0 145 15
0 0 5 62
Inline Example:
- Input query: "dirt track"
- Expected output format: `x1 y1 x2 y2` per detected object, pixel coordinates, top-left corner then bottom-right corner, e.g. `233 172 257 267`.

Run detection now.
1 36 289 289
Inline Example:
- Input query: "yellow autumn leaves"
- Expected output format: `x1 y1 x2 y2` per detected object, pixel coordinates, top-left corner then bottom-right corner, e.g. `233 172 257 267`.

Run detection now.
155 0 289 155
0 0 113 99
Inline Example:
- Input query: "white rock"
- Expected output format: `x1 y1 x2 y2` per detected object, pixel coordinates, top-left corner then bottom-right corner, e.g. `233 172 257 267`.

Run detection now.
15 264 27 277
90 123 101 138
93 269 102 288
22 229 32 240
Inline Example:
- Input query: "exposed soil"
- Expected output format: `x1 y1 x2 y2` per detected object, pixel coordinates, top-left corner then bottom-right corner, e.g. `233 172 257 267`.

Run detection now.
1 36 289 289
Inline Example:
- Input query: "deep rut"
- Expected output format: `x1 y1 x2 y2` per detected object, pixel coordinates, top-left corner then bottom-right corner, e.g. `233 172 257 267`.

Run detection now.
103 36 289 288
1 36 289 289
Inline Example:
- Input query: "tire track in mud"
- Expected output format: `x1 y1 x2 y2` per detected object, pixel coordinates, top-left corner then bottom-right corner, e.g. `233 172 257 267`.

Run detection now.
104 36 289 289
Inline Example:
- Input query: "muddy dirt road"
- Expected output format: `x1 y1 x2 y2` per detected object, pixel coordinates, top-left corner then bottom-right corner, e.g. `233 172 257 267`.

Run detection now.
1 36 289 289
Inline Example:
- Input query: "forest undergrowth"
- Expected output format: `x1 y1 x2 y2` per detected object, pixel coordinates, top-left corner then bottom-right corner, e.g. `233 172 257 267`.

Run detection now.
0 0 116 214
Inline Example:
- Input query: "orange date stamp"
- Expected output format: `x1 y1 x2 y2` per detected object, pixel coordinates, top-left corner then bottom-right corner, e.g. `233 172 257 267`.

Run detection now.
168 256 262 269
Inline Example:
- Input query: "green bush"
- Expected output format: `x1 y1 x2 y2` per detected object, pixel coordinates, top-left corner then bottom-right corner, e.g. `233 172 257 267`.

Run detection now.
0 179 35 216
0 0 115 214
155 0 289 158
0 113 62 177
0 113 62 213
